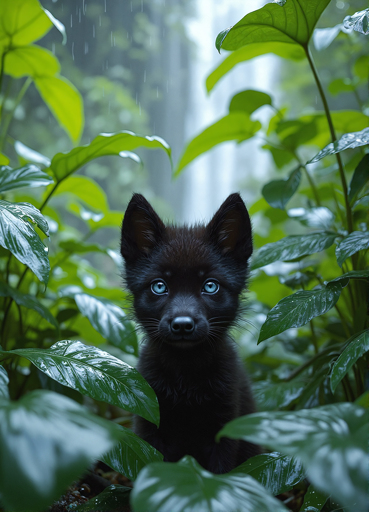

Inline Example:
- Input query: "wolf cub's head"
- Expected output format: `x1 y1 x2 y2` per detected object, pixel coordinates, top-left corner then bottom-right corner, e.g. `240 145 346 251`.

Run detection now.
121 194 252 348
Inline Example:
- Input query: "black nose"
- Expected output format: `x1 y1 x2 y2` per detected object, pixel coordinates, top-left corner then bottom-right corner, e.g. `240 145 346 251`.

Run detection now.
170 316 195 335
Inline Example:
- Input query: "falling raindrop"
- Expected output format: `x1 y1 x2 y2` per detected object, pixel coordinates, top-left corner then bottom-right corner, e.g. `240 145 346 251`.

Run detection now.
78 7 81 23
135 92 138 105
84 42 89 55
99 15 102 26
144 70 146 83
130 1 133 12
71 41 75 60
139 102 141 116
111 31 113 46
156 86 159 98
93 24 95 38
70 14 73 27
104 0 107 12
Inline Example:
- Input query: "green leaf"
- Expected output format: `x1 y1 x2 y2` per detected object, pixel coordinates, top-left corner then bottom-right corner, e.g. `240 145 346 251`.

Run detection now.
0 200 50 285
0 366 9 400
4 45 60 78
5 340 159 425
231 453 305 496
343 9 369 35
101 424 163 481
206 43 304 93
253 380 305 411
53 175 109 212
42 8 67 44
0 282 58 329
0 153 9 165
251 232 337 271
131 455 288 512
330 330 369 393
348 153 369 204
308 127 369 164
0 0 52 47
217 403 369 512
353 194 369 210
48 131 171 183
175 113 261 176
258 284 342 343
0 389 120 512
328 77 356 96
335 231 369 267
300 485 329 512
34 75 84 143
0 164 53 193
287 207 335 230
229 90 272 115
14 141 51 167
75 485 131 512
327 269 369 288
262 167 301 210
216 0 330 52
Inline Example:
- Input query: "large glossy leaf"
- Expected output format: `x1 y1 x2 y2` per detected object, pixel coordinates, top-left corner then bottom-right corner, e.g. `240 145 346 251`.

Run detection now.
229 90 272 115
335 231 369 267
0 282 58 329
253 380 305 411
14 141 51 167
230 453 305 496
131 455 288 512
4 45 60 78
0 0 52 46
174 113 261 176
327 269 369 288
308 127 369 164
0 366 9 399
262 167 301 210
34 75 84 143
258 284 342 343
348 153 369 204
48 131 171 183
5 340 159 425
217 403 369 512
343 9 369 35
330 330 369 393
0 389 120 512
101 424 163 481
0 200 50 284
0 164 53 193
75 485 131 512
251 232 337 271
216 0 330 52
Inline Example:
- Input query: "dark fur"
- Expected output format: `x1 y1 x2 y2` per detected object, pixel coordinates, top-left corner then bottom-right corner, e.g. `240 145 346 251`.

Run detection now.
120 193 260 473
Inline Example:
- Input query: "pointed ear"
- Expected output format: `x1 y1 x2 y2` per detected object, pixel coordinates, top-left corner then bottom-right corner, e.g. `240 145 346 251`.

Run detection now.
121 194 165 262
206 193 252 262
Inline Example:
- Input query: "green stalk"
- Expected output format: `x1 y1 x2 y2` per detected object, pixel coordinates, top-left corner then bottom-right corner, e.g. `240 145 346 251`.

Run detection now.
0 77 32 152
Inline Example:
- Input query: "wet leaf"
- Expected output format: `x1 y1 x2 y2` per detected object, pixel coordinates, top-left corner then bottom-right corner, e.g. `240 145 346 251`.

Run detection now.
348 153 369 204
262 167 301 209
5 340 159 425
0 0 52 46
0 366 9 399
330 330 369 393
0 200 50 284
175 113 261 176
54 175 109 212
217 403 369 512
327 269 369 288
300 485 329 512
75 485 131 512
0 164 53 193
308 127 369 164
131 455 288 512
287 207 335 230
251 233 337 271
343 8 369 35
258 284 342 343
335 231 369 267
14 141 51 167
0 390 120 512
4 45 60 78
216 0 330 52
253 380 305 411
353 194 369 209
42 8 67 44
229 90 272 115
102 425 163 481
313 25 342 51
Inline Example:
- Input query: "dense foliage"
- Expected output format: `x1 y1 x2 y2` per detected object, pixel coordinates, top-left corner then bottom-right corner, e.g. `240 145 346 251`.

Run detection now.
0 1 368 512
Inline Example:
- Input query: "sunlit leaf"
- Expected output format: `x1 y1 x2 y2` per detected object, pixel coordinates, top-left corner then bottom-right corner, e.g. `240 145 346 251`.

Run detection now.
348 153 369 204
313 25 342 51
4 45 59 78
216 0 330 52
251 232 337 270
175 113 261 176
0 200 49 285
53 175 109 212
330 330 369 393
75 485 131 512
300 485 329 512
287 207 335 230
335 231 369 267
229 90 272 115
343 8 369 35
262 167 301 210
101 425 163 481
308 127 369 164
14 141 51 167
0 164 53 193
5 340 159 425
0 390 120 512
131 455 288 512
0 154 9 165
258 284 342 343
217 403 369 512
0 0 52 46
0 366 9 399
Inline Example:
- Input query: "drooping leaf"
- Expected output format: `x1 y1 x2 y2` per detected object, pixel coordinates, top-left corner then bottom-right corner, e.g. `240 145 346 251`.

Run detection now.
327 269 369 288
287 207 335 230
300 485 329 512
335 231 369 267
0 366 9 399
348 153 369 204
48 131 171 183
5 340 159 425
330 330 369 393
0 164 53 193
0 200 50 285
308 127 369 164
101 425 163 481
74 485 131 512
229 90 272 115
4 45 60 78
216 0 331 52
14 141 51 167
258 284 342 343
343 8 369 35
0 390 120 512
262 167 301 209
175 113 261 176
217 403 369 512
131 455 288 512
251 232 337 271
42 8 67 44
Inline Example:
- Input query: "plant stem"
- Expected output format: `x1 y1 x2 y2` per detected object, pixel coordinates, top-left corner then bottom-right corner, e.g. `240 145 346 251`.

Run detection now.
0 77 32 152
302 165 321 206
284 345 341 382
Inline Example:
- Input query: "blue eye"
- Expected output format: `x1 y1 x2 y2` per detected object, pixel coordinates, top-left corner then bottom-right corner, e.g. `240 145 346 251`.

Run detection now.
151 280 168 295
202 280 219 294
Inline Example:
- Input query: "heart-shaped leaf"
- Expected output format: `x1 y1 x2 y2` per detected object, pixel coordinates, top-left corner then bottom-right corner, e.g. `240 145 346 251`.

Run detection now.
343 8 369 35
4 45 60 78
229 90 272 115
262 167 301 209
258 284 342 343
348 153 369 204
308 127 369 164
217 403 369 512
131 455 288 512
0 366 9 399
5 340 159 425
335 231 369 267
0 0 52 46
0 164 53 193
